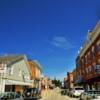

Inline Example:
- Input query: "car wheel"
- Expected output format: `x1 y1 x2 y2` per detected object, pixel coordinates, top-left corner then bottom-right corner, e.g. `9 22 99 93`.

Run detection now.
72 95 74 98
79 98 82 100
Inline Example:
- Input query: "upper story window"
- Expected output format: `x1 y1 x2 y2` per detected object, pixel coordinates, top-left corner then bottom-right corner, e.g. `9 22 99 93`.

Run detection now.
85 55 88 64
8 67 13 75
97 40 100 54
19 69 22 76
82 59 84 64
76 61 79 67
88 52 90 57
93 64 100 74
89 66 92 73
10 67 13 75
98 59 100 64
88 51 91 62
92 46 96 59
86 68 88 74
92 63 96 72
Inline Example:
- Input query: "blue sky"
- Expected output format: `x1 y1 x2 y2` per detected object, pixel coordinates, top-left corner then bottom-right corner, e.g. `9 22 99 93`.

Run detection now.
0 0 100 80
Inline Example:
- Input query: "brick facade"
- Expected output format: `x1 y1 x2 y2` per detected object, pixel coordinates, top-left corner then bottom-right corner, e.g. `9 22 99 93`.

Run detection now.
76 21 100 90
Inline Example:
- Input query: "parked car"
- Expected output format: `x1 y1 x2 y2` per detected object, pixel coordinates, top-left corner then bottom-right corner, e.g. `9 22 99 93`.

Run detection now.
0 92 23 100
80 90 100 100
23 88 41 100
68 87 84 97
61 89 68 95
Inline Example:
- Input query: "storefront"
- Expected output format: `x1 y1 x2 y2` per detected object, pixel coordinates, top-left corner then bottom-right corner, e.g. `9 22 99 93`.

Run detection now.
85 76 100 90
4 78 31 92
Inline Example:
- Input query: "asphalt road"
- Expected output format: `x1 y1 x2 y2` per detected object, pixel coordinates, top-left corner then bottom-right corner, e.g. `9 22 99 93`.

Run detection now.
40 88 79 100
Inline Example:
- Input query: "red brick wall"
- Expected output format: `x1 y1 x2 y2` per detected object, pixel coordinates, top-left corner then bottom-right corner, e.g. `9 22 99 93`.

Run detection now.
76 34 100 81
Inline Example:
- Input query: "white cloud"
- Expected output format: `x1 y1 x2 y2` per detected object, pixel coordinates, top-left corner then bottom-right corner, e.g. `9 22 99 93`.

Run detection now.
51 36 74 50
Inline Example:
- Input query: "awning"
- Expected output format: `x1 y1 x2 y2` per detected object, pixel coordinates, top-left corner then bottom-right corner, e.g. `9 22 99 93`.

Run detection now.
5 80 31 86
2 76 33 86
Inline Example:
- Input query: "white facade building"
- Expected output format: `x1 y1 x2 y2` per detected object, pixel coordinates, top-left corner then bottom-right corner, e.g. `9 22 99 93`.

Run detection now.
0 55 31 93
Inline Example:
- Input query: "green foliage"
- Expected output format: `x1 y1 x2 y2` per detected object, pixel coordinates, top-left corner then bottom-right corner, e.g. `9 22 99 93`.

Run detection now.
52 79 62 87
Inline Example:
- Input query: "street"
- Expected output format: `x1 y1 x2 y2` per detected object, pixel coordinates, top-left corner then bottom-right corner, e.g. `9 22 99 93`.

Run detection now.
40 88 78 100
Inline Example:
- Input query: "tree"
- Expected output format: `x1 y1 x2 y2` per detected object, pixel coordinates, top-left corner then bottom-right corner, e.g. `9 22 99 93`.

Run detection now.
52 79 62 87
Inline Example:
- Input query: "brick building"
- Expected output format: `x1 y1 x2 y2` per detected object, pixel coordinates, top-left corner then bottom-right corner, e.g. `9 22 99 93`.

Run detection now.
76 21 100 90
64 72 74 89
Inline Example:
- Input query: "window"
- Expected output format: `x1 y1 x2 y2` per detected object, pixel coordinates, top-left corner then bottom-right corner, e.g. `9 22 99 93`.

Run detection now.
97 44 100 53
92 46 96 59
96 40 100 54
86 68 88 74
85 55 88 64
10 67 13 75
89 66 92 73
19 69 22 76
82 59 84 65
98 59 100 64
88 52 91 63
95 65 100 74
92 63 96 73
8 67 13 75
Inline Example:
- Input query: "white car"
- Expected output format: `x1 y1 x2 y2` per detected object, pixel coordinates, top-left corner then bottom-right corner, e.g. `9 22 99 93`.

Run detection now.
69 87 84 97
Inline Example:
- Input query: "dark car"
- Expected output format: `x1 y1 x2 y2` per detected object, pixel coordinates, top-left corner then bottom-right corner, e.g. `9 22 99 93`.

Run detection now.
23 88 41 100
0 92 23 100
61 89 67 95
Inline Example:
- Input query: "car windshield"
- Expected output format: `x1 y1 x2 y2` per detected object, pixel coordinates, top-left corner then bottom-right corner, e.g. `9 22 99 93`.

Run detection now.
75 88 84 90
